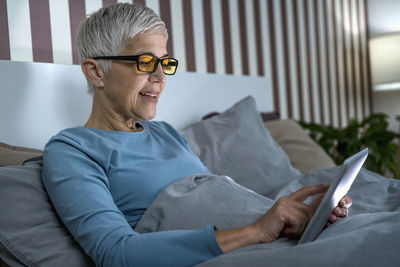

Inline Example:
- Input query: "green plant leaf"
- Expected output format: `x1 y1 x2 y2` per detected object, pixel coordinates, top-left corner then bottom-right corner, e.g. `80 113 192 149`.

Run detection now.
299 113 400 179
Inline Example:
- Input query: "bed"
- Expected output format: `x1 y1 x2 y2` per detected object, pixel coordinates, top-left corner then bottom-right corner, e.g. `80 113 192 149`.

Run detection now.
0 60 399 266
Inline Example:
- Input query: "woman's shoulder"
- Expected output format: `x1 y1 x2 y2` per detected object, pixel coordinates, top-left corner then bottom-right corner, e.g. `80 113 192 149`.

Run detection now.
48 126 95 145
43 126 118 167
44 126 116 155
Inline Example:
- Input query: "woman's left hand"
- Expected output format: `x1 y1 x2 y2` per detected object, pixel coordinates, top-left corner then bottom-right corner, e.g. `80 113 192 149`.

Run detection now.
328 195 352 225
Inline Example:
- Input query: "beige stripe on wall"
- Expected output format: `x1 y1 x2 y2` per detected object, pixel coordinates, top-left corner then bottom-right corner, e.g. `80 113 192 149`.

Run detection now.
211 0 224 75
1 0 371 128
7 0 33 62
170 0 186 72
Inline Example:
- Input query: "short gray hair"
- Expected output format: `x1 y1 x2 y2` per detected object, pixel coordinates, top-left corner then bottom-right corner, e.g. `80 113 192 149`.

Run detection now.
76 3 167 93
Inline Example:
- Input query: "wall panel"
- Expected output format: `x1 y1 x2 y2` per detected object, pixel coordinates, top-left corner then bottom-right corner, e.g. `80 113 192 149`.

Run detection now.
0 0 371 128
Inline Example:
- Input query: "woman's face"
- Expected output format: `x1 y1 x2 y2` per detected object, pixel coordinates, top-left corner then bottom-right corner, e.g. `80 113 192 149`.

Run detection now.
102 33 168 123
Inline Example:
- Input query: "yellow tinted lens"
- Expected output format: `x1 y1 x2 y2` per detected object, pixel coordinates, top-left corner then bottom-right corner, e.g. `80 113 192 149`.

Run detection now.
138 55 156 72
162 59 177 74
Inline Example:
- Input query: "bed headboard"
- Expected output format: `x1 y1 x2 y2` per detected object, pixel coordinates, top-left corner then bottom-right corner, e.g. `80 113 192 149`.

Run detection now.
0 60 273 149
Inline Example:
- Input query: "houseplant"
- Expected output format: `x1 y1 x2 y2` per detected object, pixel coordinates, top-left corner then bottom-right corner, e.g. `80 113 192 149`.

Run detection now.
299 113 400 179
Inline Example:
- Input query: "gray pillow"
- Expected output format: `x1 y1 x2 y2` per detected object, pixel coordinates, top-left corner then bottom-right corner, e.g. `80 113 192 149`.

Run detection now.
0 157 94 267
181 96 301 197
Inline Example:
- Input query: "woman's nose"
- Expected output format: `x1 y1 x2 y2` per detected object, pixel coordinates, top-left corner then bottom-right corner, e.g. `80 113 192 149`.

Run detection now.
149 63 166 83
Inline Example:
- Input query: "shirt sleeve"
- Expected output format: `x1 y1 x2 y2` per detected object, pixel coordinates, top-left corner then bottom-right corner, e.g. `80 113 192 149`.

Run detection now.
41 137 222 267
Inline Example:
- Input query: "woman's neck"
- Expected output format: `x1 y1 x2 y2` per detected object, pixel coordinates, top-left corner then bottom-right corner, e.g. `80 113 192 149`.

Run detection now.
85 92 143 132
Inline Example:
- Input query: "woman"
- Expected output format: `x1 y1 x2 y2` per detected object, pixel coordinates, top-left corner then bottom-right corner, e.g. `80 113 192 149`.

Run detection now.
42 3 351 267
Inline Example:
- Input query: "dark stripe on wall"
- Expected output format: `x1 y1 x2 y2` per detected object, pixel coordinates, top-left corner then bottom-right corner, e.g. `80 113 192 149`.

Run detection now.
203 0 215 73
238 0 249 75
333 0 342 128
314 0 324 125
357 0 366 117
103 0 117 6
363 0 372 112
182 0 195 72
29 0 53 63
221 0 233 74
340 0 350 123
323 0 333 125
267 0 280 114
281 0 292 118
159 0 173 57
134 0 146 7
349 0 358 120
68 0 86 64
253 0 264 76
293 0 304 121
0 0 10 60
304 0 314 122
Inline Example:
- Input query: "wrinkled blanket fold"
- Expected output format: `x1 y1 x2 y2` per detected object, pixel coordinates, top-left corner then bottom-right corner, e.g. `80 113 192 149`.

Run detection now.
135 167 400 266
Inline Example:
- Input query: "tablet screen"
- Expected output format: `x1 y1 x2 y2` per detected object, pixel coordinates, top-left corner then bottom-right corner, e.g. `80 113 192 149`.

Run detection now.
297 148 368 244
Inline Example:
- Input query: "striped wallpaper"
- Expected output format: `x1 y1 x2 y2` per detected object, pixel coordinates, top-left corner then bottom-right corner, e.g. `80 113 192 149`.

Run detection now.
0 0 371 128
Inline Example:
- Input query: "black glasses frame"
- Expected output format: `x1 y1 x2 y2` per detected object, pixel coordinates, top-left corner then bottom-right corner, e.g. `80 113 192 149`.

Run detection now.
92 53 178 75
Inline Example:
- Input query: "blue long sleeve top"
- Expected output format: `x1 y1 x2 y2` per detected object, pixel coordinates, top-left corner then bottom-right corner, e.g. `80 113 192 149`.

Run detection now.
41 121 223 267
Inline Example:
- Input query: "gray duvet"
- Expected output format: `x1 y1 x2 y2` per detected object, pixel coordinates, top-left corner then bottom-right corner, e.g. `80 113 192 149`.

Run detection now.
135 166 400 266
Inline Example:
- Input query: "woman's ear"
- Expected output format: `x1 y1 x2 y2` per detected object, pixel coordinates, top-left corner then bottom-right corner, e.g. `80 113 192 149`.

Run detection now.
81 58 106 88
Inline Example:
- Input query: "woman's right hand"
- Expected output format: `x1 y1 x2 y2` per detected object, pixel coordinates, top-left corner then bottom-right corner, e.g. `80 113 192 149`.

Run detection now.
215 184 328 253
250 184 328 244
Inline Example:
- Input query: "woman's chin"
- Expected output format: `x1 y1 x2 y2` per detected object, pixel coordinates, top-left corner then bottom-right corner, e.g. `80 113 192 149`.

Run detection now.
139 111 157 122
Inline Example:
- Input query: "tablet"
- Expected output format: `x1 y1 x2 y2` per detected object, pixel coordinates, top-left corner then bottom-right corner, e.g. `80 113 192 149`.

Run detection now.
297 148 369 244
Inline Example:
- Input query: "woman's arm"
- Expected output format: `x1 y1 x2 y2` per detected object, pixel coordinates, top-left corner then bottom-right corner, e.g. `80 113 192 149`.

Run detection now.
42 139 222 267
215 185 353 253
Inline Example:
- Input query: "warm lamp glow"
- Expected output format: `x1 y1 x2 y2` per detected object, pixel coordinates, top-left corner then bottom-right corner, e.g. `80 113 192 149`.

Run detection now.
369 33 400 91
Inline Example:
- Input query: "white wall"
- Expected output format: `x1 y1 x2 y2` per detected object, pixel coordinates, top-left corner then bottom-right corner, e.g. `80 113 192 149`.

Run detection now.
0 60 272 149
368 0 400 131
368 0 400 38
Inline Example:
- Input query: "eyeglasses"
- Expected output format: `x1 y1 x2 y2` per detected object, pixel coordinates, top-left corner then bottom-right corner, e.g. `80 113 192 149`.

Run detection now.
92 53 178 75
